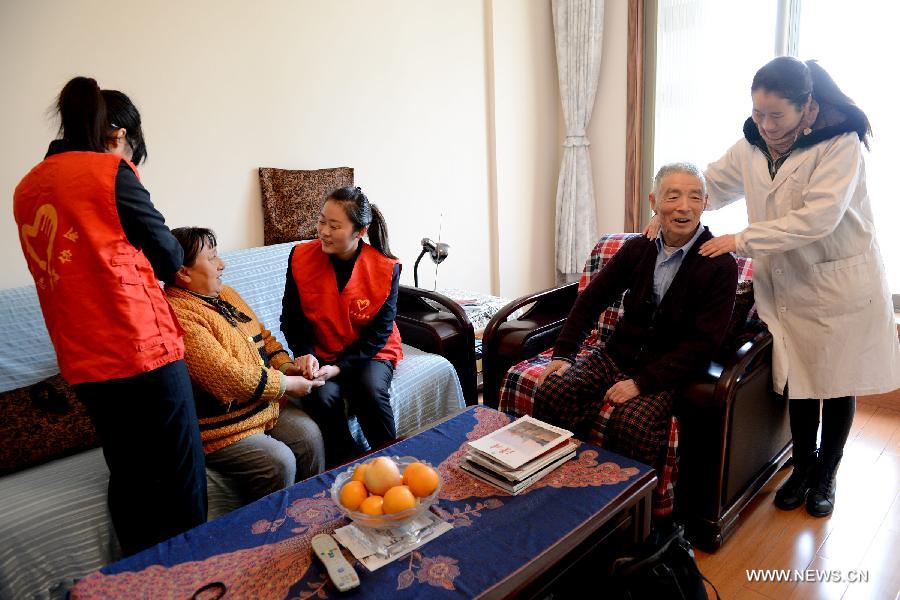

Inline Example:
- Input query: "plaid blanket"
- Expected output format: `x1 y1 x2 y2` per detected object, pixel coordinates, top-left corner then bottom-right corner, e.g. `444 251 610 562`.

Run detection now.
498 234 754 516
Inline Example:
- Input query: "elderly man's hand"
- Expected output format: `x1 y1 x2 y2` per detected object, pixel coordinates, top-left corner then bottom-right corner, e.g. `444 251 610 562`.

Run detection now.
536 359 572 388
698 234 736 258
603 379 640 405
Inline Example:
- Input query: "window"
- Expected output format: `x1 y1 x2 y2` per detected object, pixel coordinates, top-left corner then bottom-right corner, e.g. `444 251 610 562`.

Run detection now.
797 0 900 297
637 0 900 295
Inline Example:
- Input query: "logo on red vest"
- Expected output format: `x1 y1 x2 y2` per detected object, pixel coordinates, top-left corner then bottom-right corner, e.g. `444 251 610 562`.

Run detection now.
20 203 78 290
350 298 372 320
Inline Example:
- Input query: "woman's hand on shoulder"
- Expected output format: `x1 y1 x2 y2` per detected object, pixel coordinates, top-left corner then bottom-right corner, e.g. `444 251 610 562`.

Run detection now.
296 354 319 379
284 375 325 398
643 214 661 239
698 234 736 258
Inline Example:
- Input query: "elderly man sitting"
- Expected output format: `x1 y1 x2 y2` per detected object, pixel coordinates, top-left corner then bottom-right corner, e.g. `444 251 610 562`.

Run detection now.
166 227 326 505
535 162 738 514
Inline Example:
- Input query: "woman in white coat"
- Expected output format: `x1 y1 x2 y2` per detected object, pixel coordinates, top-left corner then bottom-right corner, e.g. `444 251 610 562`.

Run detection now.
651 56 900 517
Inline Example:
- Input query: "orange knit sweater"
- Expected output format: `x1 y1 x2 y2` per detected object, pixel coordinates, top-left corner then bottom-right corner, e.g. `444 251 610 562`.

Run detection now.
166 285 294 454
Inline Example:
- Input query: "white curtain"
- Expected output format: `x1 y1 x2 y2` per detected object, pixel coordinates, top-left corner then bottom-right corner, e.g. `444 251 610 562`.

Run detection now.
552 0 604 282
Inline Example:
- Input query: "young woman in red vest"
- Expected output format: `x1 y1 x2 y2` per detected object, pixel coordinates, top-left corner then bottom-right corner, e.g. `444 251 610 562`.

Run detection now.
281 186 403 466
12 77 206 556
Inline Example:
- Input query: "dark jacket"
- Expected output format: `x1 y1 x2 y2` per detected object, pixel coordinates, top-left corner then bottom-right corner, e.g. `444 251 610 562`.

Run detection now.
553 229 738 393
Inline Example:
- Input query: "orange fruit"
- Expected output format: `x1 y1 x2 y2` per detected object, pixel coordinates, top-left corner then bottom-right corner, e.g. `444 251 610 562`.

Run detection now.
363 457 402 495
339 480 368 511
402 462 428 484
406 465 439 497
351 463 369 483
359 495 384 516
382 485 417 514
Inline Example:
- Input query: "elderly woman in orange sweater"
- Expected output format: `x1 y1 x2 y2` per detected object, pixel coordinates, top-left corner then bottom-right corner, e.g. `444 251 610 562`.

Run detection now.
165 227 325 504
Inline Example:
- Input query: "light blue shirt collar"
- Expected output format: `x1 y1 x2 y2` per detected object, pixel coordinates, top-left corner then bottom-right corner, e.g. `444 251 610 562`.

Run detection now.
654 223 705 257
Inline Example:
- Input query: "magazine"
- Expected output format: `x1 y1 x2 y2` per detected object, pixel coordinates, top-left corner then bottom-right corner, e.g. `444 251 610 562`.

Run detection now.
466 439 578 483
460 450 576 494
467 415 573 469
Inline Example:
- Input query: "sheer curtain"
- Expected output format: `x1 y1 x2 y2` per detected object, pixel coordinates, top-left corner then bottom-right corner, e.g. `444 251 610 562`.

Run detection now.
651 0 777 236
552 0 604 282
798 0 900 295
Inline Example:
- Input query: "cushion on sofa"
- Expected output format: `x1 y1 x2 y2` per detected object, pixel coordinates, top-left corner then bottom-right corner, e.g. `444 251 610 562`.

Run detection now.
0 374 98 476
258 166 353 246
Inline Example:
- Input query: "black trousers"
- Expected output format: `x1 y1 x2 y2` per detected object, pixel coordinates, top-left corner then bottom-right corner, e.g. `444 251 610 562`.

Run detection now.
302 359 396 467
788 395 856 467
75 360 207 557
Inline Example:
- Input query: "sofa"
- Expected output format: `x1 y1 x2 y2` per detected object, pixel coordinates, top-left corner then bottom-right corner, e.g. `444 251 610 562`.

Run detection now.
0 241 466 599
481 233 792 550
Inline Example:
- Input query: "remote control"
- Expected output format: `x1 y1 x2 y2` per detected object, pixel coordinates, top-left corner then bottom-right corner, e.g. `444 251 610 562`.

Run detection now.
311 534 360 592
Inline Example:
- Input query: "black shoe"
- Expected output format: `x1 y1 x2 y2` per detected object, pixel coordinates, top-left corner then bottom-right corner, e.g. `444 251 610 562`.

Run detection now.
807 456 840 517
774 459 814 510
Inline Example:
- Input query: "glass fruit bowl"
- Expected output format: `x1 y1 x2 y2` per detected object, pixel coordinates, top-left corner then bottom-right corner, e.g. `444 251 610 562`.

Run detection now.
330 455 442 531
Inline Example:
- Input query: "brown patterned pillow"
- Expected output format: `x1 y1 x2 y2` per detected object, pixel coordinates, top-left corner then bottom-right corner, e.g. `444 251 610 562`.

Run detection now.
0 375 99 476
258 167 354 245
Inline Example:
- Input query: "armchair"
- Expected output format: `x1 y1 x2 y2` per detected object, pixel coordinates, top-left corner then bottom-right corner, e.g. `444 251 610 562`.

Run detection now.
482 234 792 550
396 286 478 406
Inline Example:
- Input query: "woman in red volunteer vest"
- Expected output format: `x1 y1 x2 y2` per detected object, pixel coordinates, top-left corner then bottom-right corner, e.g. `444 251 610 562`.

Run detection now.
12 77 206 556
281 186 403 466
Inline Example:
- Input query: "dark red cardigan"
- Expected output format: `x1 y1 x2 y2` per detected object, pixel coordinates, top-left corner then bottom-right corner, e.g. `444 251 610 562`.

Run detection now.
553 228 738 393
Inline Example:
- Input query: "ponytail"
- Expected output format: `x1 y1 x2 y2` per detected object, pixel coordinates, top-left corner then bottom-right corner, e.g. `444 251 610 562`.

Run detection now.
326 186 396 259
367 204 395 259
56 77 108 153
805 60 872 149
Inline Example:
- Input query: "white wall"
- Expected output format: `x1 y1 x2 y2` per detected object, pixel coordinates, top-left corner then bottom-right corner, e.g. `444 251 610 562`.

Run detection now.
0 0 629 297
0 1 492 291
490 0 559 298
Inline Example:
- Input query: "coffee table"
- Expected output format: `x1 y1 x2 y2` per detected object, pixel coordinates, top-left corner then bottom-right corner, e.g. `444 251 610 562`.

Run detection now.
71 406 655 599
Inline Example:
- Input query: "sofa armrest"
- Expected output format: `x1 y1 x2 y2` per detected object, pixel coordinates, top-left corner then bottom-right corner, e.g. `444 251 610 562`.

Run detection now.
481 282 579 408
395 286 477 405
681 331 773 410
676 330 790 544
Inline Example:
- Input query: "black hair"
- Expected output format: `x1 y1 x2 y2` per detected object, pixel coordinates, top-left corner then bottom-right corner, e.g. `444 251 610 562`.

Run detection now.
170 226 218 272
56 76 108 154
102 89 148 165
326 186 396 259
752 56 871 149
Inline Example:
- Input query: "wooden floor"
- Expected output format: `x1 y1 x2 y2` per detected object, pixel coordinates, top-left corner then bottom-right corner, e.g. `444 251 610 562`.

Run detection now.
695 398 900 600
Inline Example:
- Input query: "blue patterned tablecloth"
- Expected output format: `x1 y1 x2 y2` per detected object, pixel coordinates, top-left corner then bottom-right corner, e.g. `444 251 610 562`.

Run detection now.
71 407 651 599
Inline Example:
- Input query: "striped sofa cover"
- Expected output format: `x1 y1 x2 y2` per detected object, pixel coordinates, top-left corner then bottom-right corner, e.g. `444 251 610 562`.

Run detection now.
0 241 464 600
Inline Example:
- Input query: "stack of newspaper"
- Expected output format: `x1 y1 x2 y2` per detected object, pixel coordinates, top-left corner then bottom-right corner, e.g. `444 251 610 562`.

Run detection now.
461 416 577 495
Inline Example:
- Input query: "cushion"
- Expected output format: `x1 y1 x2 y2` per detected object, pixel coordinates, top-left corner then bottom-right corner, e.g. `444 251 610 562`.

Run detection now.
258 167 354 246
0 374 99 476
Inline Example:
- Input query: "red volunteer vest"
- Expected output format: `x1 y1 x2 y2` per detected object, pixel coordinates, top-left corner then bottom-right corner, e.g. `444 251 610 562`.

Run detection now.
13 151 184 385
290 241 403 366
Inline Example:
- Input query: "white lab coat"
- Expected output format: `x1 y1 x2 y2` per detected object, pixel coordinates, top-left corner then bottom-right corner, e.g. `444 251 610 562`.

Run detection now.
705 132 900 399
